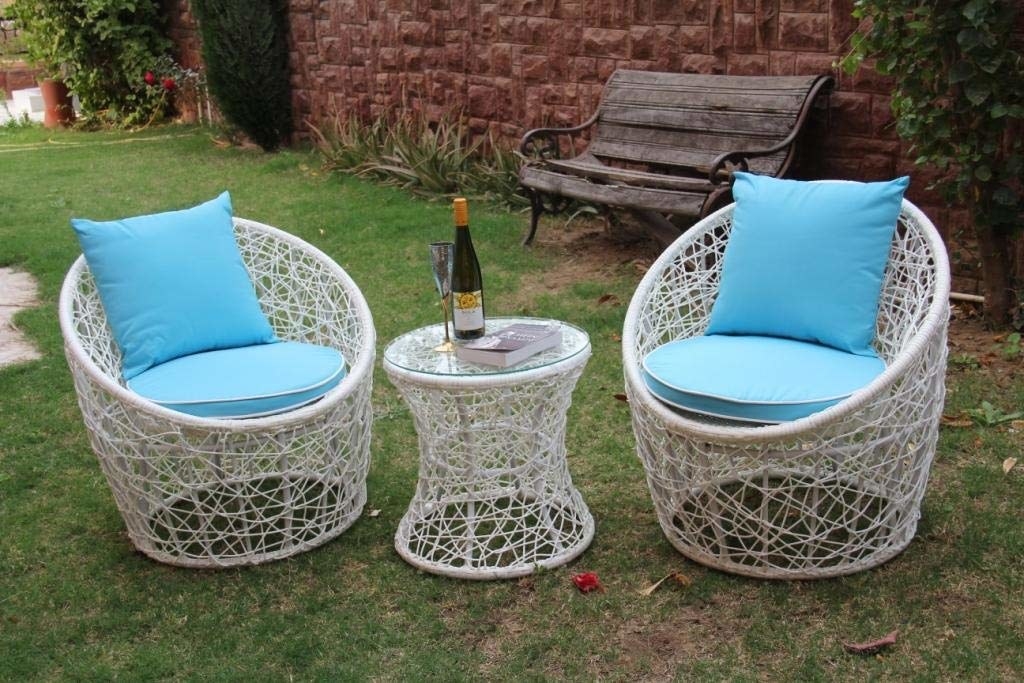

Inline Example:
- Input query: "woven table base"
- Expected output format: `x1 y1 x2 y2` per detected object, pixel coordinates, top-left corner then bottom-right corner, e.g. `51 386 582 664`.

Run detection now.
396 493 592 579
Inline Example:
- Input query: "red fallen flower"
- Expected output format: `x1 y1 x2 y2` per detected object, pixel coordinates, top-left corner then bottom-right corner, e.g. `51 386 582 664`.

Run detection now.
571 572 603 593
144 71 156 86
162 77 176 91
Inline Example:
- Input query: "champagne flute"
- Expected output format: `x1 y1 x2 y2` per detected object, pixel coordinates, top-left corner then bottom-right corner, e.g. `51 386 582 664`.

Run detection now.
429 241 455 353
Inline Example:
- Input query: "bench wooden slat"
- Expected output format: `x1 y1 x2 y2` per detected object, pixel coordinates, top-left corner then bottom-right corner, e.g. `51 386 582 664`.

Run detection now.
602 73 818 112
593 122 792 157
597 105 799 137
601 88 812 116
590 124 790 172
543 156 716 193
520 166 709 215
606 70 822 94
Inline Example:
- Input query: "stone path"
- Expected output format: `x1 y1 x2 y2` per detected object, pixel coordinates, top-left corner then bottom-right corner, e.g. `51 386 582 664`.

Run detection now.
0 267 42 368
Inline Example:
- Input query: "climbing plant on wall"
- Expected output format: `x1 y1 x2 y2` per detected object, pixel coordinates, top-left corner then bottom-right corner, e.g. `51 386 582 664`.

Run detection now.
844 0 1023 327
191 0 292 151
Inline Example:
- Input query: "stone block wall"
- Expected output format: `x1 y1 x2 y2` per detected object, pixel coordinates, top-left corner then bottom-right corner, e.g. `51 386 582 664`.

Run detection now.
0 62 39 96
161 0 982 291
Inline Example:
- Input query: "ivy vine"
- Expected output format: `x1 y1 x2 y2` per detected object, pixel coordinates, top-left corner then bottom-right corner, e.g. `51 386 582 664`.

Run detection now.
844 0 1023 324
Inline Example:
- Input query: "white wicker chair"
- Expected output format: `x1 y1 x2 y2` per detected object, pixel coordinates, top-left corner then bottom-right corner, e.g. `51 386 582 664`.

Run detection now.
623 200 949 579
59 218 375 568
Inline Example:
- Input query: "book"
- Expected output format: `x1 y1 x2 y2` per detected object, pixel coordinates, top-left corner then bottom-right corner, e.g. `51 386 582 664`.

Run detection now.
455 323 563 367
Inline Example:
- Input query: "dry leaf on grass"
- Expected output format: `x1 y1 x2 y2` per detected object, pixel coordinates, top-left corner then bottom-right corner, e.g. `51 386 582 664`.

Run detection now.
367 509 381 518
638 571 692 596
843 629 899 655
596 294 620 305
631 259 650 274
1003 457 1017 474
613 393 628 403
941 415 974 428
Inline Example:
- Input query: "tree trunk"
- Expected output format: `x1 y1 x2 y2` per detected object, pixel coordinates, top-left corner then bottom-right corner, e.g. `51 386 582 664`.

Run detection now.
1013 228 1024 329
973 219 1018 328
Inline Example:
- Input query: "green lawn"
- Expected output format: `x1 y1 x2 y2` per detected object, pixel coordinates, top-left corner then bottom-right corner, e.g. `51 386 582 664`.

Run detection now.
1 125 1021 681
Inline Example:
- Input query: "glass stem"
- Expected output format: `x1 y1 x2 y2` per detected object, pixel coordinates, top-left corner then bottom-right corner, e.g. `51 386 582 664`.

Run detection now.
441 296 451 344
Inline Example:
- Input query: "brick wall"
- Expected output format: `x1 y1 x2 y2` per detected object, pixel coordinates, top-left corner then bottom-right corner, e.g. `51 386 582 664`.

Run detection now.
0 62 39 96
161 0 981 291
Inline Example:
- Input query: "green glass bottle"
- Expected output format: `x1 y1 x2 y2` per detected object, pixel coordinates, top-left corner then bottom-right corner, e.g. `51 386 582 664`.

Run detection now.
451 198 485 340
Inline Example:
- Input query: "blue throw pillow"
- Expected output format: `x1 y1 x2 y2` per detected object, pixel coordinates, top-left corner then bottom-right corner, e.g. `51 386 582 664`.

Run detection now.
706 173 909 356
71 192 277 379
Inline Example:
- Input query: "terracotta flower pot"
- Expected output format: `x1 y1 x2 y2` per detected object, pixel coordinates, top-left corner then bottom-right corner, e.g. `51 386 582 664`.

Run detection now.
40 78 75 128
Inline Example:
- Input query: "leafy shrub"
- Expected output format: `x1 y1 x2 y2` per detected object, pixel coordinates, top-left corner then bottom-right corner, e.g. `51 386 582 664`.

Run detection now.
9 0 170 125
192 0 292 150
844 0 1023 327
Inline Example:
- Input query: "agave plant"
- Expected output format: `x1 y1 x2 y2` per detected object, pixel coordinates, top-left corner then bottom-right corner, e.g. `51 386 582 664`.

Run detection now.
310 114 388 173
312 106 526 209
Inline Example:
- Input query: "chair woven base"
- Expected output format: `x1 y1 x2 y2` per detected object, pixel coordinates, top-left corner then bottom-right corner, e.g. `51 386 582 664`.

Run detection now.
650 467 918 579
136 474 364 568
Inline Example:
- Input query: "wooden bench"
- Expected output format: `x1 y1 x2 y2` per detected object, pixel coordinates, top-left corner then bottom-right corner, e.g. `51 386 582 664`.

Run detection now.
517 70 834 246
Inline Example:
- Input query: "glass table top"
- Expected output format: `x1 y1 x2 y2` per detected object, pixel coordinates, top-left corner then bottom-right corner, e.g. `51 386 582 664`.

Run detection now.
383 317 590 377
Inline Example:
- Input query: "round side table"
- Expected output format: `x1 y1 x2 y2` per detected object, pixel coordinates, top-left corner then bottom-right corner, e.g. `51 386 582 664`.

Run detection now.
383 317 593 580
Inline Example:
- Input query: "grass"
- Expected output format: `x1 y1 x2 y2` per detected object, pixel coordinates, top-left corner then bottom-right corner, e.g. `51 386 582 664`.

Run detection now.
1 124 1022 680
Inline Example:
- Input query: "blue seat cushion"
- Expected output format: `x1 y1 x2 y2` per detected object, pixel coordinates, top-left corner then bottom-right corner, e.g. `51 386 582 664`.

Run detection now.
642 335 886 424
71 192 277 380
127 341 346 419
706 173 908 356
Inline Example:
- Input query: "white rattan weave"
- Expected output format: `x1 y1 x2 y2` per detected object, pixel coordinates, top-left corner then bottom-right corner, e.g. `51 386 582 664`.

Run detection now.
58 218 376 568
384 319 594 580
622 200 950 579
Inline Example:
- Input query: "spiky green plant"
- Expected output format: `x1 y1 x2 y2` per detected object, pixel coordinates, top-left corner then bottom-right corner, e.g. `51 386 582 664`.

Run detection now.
311 107 527 209
311 115 389 173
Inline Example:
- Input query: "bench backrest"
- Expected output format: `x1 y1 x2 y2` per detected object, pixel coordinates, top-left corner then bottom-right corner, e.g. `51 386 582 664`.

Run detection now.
590 70 831 176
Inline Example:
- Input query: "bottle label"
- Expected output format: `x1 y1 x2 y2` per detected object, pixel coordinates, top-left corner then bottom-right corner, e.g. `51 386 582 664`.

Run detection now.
453 290 484 330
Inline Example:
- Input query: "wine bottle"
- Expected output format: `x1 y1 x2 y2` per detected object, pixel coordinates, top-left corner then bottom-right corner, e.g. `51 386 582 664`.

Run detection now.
451 197 485 340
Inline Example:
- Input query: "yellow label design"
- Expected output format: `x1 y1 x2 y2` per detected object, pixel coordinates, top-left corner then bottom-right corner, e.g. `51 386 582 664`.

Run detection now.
455 291 481 310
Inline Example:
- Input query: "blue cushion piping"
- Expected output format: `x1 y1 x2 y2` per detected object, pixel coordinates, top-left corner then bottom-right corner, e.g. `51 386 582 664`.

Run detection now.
139 363 346 406
641 371 846 424
639 362 858 405
159 395 327 420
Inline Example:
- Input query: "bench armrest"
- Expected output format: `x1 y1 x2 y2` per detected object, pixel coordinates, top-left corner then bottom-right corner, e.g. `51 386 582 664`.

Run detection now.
518 111 600 160
707 73 833 184
707 140 795 184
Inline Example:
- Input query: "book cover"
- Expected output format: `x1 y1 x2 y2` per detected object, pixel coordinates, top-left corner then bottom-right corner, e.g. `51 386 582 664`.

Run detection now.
455 323 563 367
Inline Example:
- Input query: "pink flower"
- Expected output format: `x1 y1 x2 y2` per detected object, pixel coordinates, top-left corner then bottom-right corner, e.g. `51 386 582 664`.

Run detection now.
571 572 603 593
162 77 176 92
144 71 156 86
